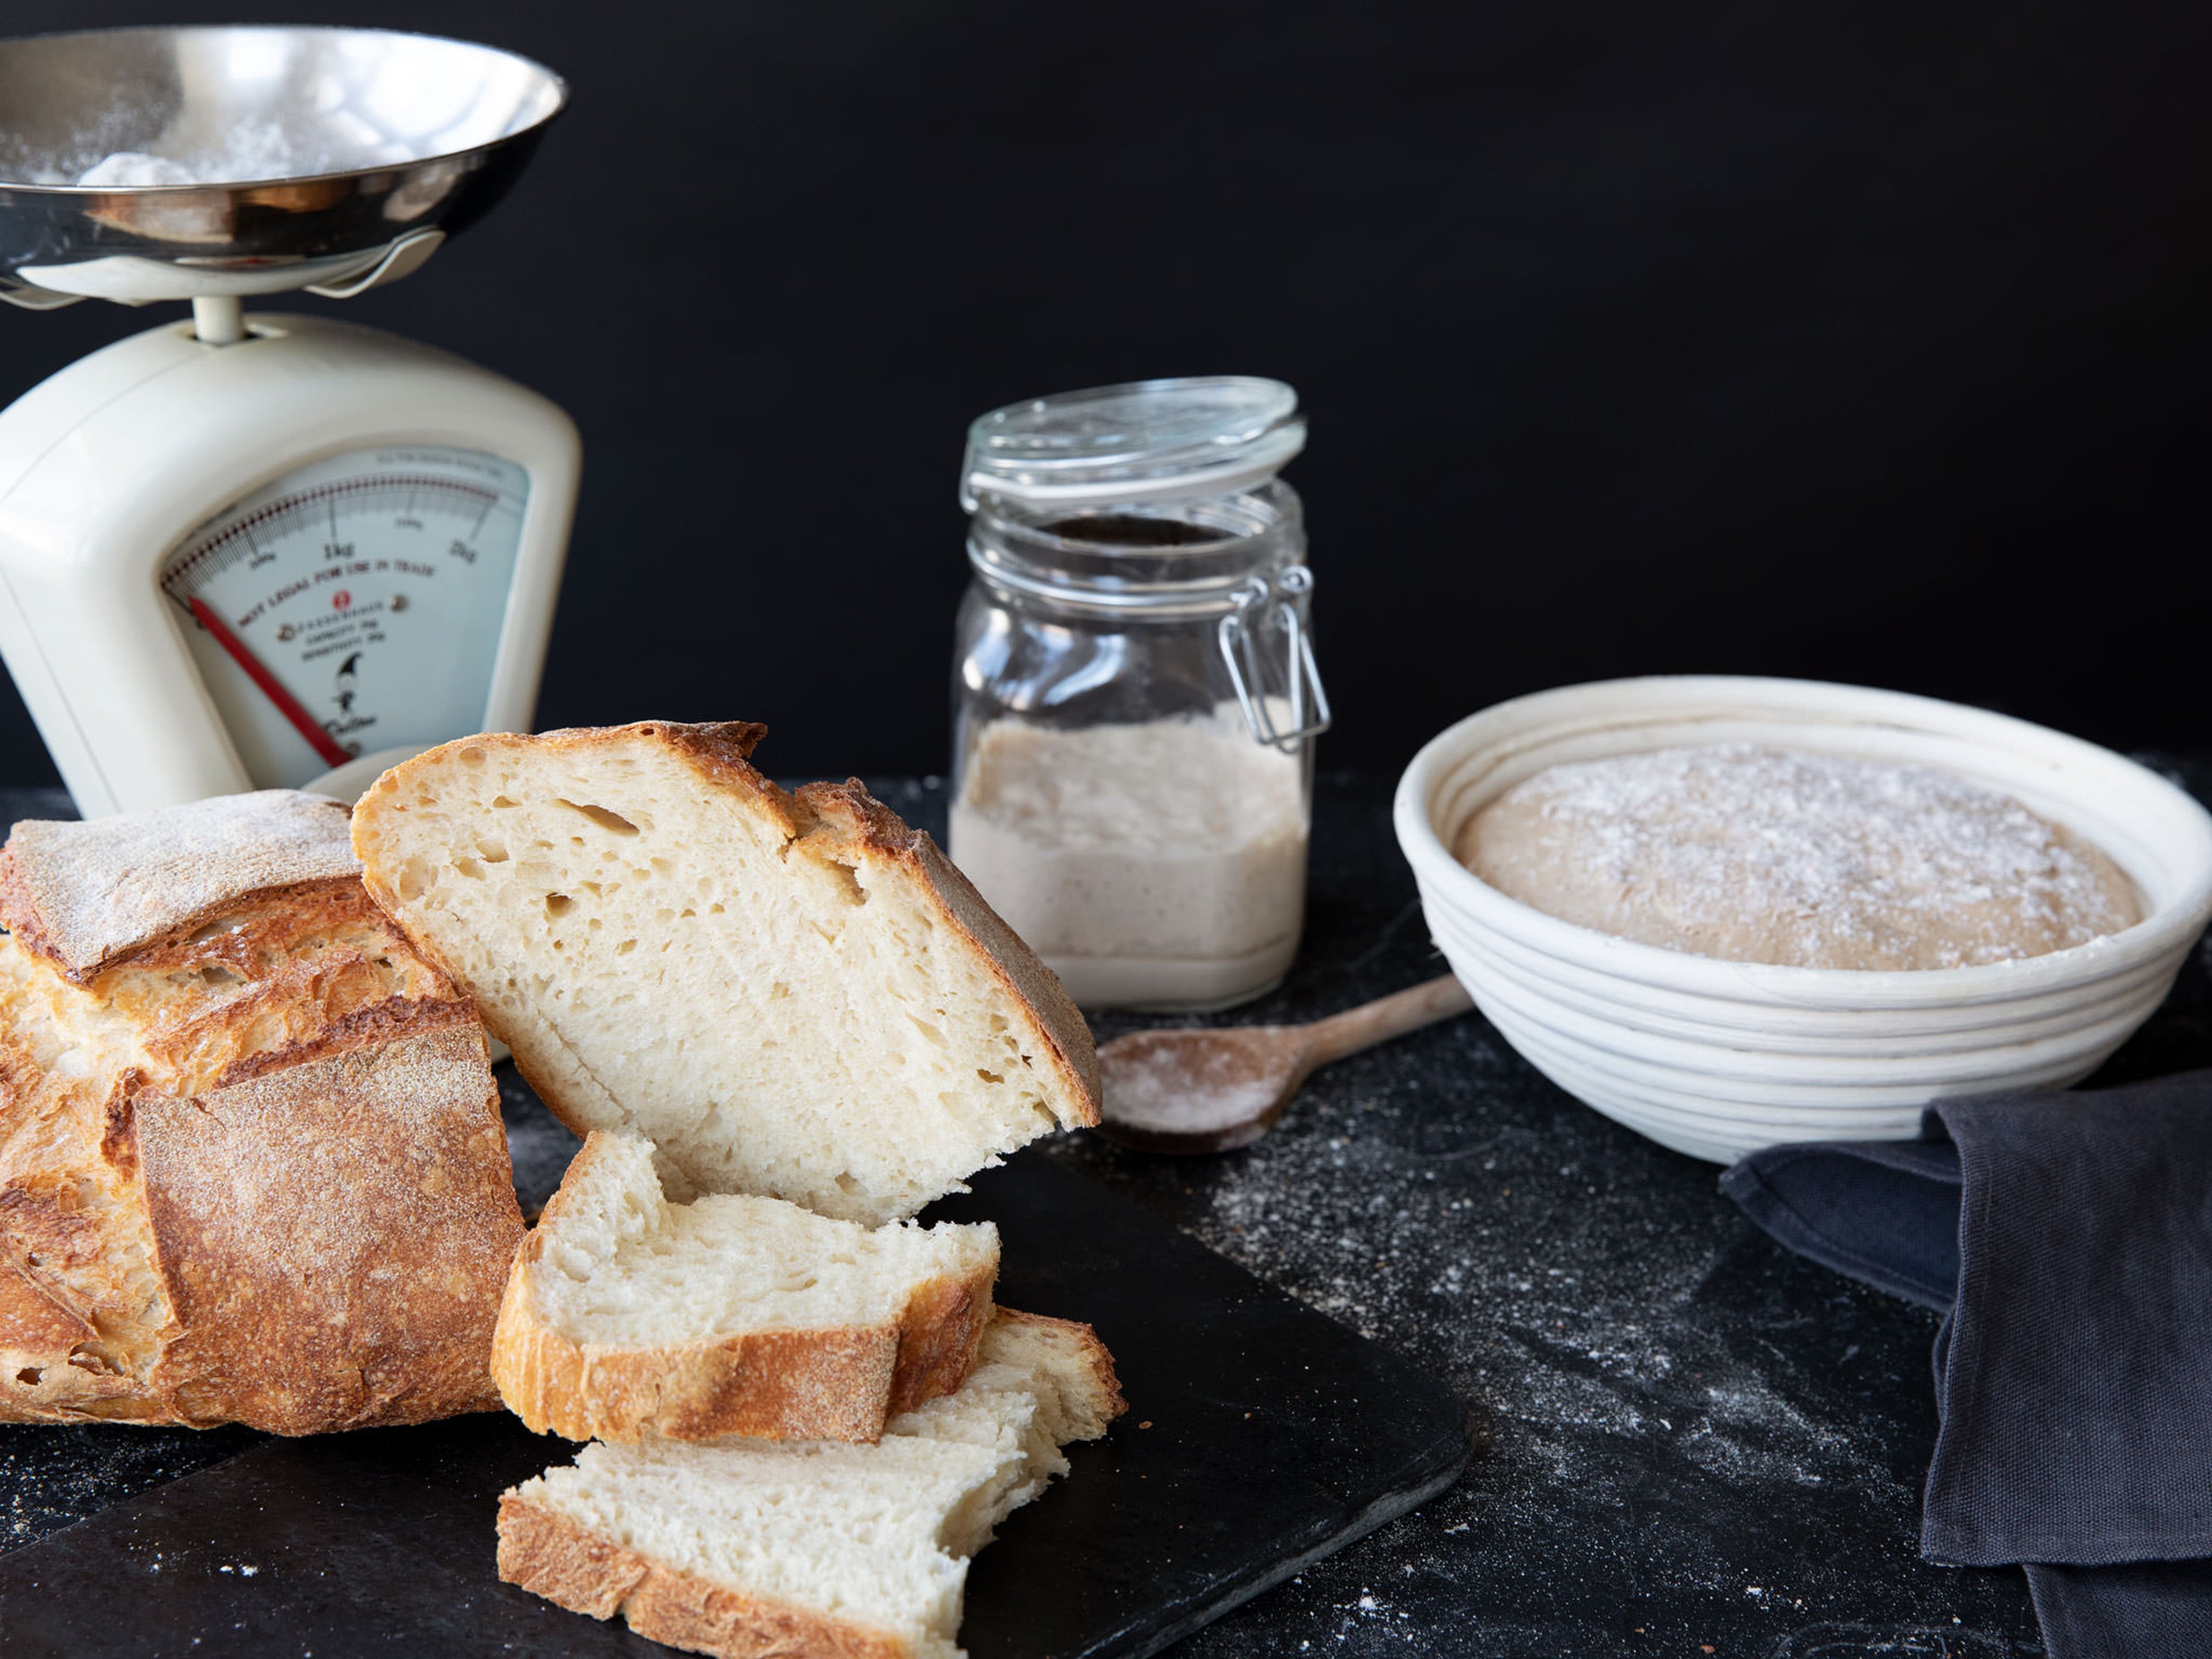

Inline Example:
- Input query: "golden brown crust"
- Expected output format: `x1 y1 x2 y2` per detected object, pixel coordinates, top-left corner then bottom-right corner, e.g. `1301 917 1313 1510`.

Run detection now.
497 1491 647 1619
497 1494 911 1659
886 1265 994 1419
93 880 467 1098
491 1136 997 1444
0 796 522 1434
494 1314 899 1445
137 1025 522 1434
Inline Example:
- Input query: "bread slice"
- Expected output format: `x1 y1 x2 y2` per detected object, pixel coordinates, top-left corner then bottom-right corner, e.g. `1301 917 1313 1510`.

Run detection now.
498 1309 1124 1659
350 722 1099 1224
494 1129 999 1444
0 791 525 1433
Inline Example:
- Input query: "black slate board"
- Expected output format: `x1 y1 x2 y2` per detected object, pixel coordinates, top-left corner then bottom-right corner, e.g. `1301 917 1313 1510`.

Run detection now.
0 1151 1467 1658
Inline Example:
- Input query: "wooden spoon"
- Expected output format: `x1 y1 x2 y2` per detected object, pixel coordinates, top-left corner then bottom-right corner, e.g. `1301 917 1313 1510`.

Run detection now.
1096 974 1475 1154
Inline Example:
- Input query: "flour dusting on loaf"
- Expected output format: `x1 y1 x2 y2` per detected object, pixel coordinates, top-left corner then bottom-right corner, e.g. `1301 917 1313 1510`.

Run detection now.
351 722 1100 1225
1457 743 2142 971
0 789 361 982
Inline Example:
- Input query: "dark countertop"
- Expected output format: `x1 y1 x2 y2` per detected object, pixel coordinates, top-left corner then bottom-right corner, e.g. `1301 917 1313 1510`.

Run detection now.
6 768 2210 1657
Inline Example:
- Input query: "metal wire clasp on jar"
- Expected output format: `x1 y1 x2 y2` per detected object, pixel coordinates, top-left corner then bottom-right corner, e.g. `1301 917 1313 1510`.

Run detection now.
946 376 1331 1013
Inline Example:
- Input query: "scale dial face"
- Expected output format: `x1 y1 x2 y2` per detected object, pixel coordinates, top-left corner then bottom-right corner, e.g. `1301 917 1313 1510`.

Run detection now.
160 445 529 789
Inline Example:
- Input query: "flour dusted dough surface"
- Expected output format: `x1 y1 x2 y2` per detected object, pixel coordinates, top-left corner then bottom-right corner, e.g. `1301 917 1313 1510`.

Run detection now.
1457 744 2142 971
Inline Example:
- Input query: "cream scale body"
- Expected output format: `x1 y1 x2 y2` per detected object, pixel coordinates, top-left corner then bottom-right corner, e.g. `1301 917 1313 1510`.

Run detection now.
0 26 577 815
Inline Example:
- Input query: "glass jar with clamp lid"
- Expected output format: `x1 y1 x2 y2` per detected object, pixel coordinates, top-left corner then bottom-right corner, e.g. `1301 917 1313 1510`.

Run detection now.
948 376 1331 1012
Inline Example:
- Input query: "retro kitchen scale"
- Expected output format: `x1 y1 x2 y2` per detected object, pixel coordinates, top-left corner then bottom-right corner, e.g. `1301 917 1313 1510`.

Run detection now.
0 25 578 816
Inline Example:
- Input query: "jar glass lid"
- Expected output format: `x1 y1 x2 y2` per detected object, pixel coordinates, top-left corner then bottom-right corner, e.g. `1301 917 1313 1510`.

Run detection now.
960 376 1305 512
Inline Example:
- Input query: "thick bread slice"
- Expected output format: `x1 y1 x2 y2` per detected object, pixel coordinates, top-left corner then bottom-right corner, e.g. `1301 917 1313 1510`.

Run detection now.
494 1130 999 1443
0 793 525 1432
350 723 1100 1224
498 1309 1123 1659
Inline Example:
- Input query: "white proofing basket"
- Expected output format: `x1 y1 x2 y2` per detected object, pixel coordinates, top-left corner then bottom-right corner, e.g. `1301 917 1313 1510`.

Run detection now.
1392 677 2212 1163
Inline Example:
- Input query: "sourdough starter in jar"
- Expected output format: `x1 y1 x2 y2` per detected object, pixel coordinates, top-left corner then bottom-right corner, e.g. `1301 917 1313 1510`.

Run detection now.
948 706 1308 1009
946 377 1329 1012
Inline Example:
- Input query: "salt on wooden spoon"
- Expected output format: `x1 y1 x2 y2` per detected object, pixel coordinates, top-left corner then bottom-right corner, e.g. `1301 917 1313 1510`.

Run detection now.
1097 974 1475 1154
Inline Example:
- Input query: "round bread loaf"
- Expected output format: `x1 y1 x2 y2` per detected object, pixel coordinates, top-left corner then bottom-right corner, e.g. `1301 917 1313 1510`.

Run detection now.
1455 743 2142 971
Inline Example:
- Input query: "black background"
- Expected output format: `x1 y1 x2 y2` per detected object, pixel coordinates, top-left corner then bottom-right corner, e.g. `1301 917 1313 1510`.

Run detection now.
2 0 2207 786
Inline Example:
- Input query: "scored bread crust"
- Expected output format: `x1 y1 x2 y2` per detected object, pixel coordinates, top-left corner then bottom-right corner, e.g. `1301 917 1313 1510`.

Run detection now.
0 790 363 983
497 1493 911 1659
0 796 525 1432
492 1132 998 1444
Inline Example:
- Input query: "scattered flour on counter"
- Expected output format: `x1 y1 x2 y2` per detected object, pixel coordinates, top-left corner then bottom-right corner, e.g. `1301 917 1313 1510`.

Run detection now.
1458 743 2143 970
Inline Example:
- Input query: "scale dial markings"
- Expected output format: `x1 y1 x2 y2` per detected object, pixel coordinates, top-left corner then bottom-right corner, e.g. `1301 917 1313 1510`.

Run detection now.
159 445 528 789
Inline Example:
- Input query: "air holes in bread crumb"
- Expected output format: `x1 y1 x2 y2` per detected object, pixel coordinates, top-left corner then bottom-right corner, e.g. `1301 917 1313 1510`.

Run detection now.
15 1368 38 1385
616 939 637 956
456 858 484 879
459 745 486 765
478 841 509 863
546 893 575 918
491 794 520 809
556 798 641 836
977 1069 1003 1085
823 859 867 906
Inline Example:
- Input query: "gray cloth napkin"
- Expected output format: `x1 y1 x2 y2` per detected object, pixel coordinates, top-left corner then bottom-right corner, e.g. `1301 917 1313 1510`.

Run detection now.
1721 1074 2212 1658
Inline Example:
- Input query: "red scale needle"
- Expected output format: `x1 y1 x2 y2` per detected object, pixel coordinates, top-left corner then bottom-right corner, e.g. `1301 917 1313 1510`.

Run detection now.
188 597 353 770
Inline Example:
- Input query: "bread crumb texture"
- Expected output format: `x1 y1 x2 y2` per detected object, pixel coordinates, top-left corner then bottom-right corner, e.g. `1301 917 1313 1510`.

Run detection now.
498 1308 1124 1659
0 792 524 1432
1460 743 2143 971
351 722 1100 1225
494 1129 998 1442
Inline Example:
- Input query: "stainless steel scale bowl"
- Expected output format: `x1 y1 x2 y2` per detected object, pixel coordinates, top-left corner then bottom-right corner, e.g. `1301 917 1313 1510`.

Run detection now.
0 25 565 308
0 25 580 816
